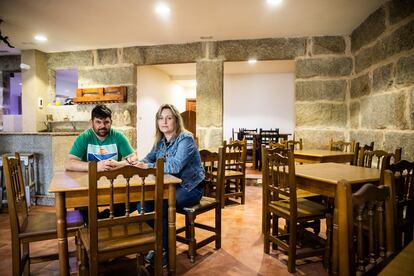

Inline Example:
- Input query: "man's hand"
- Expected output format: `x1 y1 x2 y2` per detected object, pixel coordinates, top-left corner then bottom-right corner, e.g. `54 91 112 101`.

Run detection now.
97 159 120 171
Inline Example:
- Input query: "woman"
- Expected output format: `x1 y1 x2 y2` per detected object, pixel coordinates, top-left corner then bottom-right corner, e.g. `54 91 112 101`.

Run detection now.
136 103 205 265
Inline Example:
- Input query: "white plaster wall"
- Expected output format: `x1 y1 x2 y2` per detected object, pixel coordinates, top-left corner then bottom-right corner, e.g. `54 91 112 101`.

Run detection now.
136 66 190 159
223 73 295 140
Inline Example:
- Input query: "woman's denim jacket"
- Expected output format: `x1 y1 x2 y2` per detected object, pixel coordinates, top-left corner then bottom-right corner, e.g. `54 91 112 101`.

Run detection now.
141 131 205 191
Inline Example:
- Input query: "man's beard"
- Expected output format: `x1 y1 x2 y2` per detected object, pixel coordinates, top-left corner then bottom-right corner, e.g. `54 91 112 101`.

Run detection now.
95 127 109 137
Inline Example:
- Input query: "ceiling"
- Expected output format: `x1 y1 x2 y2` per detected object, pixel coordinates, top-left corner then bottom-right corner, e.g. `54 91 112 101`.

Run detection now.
0 0 387 54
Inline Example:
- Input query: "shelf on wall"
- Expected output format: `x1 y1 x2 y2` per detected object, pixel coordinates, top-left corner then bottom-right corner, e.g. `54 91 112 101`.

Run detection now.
73 86 127 104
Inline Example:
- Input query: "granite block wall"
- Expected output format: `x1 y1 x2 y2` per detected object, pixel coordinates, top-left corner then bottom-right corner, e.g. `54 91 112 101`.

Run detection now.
47 50 138 147
294 35 352 150
349 0 414 160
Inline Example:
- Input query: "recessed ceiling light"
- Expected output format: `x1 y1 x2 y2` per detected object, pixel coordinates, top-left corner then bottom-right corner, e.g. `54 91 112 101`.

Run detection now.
155 3 171 15
34 34 47 42
248 59 257 64
266 0 283 6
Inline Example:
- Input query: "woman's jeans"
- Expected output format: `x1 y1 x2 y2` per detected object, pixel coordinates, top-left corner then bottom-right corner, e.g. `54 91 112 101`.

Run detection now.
137 184 204 253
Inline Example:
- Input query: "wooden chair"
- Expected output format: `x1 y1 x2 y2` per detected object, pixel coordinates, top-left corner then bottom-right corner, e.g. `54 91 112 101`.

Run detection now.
239 128 257 164
360 150 393 184
3 153 84 276
393 147 403 163
385 160 414 251
262 147 328 273
336 180 395 275
255 128 280 170
329 138 355 152
176 148 224 262
77 159 165 275
286 138 303 151
260 144 321 234
221 140 247 208
352 141 374 166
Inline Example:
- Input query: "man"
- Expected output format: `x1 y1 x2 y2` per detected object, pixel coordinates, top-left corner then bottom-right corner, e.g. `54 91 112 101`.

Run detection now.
65 104 137 221
65 104 137 171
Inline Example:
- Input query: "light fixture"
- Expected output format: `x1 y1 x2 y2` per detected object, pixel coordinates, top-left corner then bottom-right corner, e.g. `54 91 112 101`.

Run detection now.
34 34 47 42
266 0 283 6
248 59 257 64
20 63 31 70
155 2 171 15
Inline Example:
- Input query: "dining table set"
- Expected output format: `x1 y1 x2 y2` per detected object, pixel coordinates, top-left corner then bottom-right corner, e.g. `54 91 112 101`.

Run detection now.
45 138 409 275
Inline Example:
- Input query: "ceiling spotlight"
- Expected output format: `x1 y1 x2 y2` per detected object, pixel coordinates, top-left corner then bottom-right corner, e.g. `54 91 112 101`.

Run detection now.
266 0 283 6
248 59 257 64
155 3 171 15
34 34 47 42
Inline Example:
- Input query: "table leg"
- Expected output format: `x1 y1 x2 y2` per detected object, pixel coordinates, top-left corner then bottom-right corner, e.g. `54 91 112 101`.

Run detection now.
168 184 176 276
56 192 69 276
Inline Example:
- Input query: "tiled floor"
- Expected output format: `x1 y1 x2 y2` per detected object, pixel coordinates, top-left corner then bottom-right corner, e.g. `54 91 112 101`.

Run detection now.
0 166 328 275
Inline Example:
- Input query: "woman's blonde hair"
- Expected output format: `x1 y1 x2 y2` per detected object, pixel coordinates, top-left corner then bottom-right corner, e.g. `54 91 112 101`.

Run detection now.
154 104 187 145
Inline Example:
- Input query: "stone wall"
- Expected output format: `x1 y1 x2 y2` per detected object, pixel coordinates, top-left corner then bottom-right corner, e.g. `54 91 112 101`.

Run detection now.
47 50 138 147
349 0 414 160
0 55 20 131
294 36 353 149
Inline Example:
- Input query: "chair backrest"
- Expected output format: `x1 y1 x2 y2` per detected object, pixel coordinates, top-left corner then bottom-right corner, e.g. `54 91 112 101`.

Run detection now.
337 180 395 275
393 147 402 163
259 128 280 145
199 149 224 202
87 158 164 260
261 146 296 211
3 153 28 237
385 160 414 250
286 138 303 151
222 139 247 174
352 141 374 166
329 138 355 152
361 150 393 183
268 141 287 150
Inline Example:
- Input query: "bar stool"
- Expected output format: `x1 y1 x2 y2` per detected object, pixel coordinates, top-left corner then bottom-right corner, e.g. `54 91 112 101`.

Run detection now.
5 152 37 208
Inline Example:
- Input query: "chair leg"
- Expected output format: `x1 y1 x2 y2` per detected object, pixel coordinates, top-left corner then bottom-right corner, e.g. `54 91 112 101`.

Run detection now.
272 215 278 250
264 210 270 254
79 242 87 276
287 220 297 273
324 213 333 271
188 213 197 263
185 215 191 241
241 178 246 205
23 242 30 276
89 256 98 276
215 204 222 249
12 239 22 276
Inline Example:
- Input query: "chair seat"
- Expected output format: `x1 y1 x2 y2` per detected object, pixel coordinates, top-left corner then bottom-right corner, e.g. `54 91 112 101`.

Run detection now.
20 210 84 241
79 222 155 254
279 189 320 199
180 196 218 213
270 198 327 218
213 170 244 178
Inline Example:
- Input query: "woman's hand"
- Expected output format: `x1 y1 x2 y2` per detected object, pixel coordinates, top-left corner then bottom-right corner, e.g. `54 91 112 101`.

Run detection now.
134 161 149 169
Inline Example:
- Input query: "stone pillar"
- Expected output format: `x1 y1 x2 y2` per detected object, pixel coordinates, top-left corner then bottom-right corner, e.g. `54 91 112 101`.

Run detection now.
21 50 48 132
196 59 223 150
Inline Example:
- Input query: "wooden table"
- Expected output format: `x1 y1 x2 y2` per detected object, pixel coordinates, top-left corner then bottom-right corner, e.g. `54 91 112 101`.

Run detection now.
48 170 181 276
379 240 414 275
294 163 380 274
294 149 354 164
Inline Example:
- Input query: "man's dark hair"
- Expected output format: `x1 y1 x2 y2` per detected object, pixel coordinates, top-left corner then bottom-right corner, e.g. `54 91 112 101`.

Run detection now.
91 104 112 120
